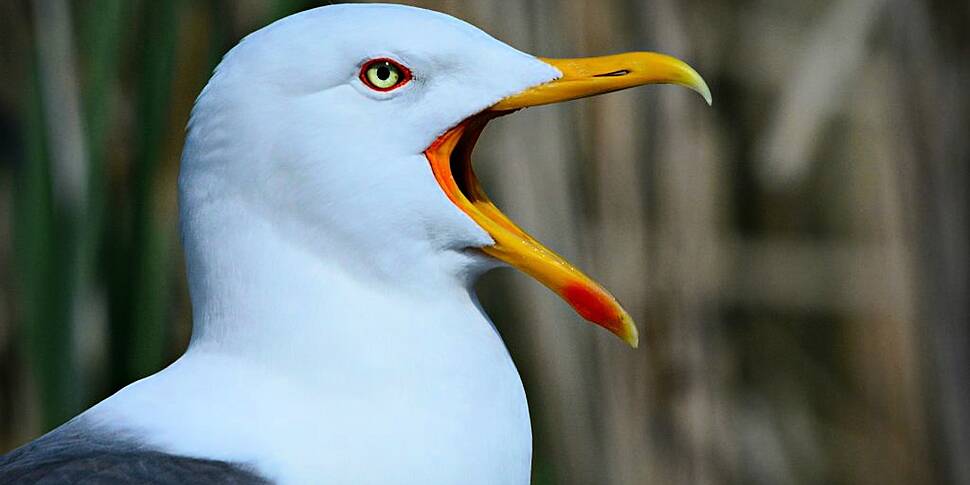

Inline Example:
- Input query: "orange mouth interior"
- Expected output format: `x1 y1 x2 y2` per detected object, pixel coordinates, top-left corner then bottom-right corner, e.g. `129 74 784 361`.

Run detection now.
424 112 639 347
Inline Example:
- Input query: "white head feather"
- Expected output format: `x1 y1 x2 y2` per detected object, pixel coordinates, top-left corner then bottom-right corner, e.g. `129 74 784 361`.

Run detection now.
90 6 558 484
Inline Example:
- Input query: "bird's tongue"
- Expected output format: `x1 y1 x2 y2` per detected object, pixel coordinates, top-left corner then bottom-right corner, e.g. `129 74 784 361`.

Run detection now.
425 113 639 347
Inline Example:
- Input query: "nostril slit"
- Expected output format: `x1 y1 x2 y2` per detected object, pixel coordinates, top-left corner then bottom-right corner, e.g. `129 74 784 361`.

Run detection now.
594 69 630 77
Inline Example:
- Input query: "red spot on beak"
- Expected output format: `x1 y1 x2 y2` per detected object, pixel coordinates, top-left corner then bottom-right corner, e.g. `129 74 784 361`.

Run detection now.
563 283 618 331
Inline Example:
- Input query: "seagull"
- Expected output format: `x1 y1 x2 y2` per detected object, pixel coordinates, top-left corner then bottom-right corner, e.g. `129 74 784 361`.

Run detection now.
1 4 709 484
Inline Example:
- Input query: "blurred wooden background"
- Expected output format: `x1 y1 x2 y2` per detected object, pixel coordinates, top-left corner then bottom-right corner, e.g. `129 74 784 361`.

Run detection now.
0 1 967 484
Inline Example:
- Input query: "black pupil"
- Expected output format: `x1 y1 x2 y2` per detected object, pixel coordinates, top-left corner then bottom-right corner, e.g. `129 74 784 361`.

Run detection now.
376 64 391 81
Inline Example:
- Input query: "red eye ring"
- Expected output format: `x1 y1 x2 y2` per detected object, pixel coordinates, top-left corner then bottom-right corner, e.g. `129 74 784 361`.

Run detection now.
359 58 412 92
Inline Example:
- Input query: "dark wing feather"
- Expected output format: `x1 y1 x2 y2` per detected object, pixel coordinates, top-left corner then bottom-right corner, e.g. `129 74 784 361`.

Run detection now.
0 421 269 484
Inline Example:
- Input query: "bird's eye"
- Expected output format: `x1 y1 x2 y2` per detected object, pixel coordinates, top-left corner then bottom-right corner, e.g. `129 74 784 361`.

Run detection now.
360 59 410 91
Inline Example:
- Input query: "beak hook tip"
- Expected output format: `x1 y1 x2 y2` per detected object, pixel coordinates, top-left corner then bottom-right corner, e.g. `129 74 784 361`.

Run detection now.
697 79 713 106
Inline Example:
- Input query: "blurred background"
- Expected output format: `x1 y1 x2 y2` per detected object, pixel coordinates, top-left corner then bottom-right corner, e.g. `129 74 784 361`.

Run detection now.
0 0 967 484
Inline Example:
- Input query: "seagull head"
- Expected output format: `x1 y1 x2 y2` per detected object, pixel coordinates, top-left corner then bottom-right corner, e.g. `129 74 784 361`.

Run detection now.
180 4 709 348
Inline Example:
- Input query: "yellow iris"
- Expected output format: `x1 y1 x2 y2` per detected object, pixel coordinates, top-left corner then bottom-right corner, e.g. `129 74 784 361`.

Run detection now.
365 61 402 89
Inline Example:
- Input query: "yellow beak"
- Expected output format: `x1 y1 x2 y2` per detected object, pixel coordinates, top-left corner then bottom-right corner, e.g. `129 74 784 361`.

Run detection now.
426 52 711 348
493 52 711 110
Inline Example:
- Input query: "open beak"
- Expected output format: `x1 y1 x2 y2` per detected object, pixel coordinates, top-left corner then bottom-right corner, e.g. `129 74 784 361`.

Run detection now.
425 52 711 348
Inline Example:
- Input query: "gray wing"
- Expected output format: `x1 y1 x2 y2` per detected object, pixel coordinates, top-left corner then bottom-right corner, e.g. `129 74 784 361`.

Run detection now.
0 421 269 484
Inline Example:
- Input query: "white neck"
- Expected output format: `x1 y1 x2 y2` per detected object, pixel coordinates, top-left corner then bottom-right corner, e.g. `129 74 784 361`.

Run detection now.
180 187 493 360
88 195 532 484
